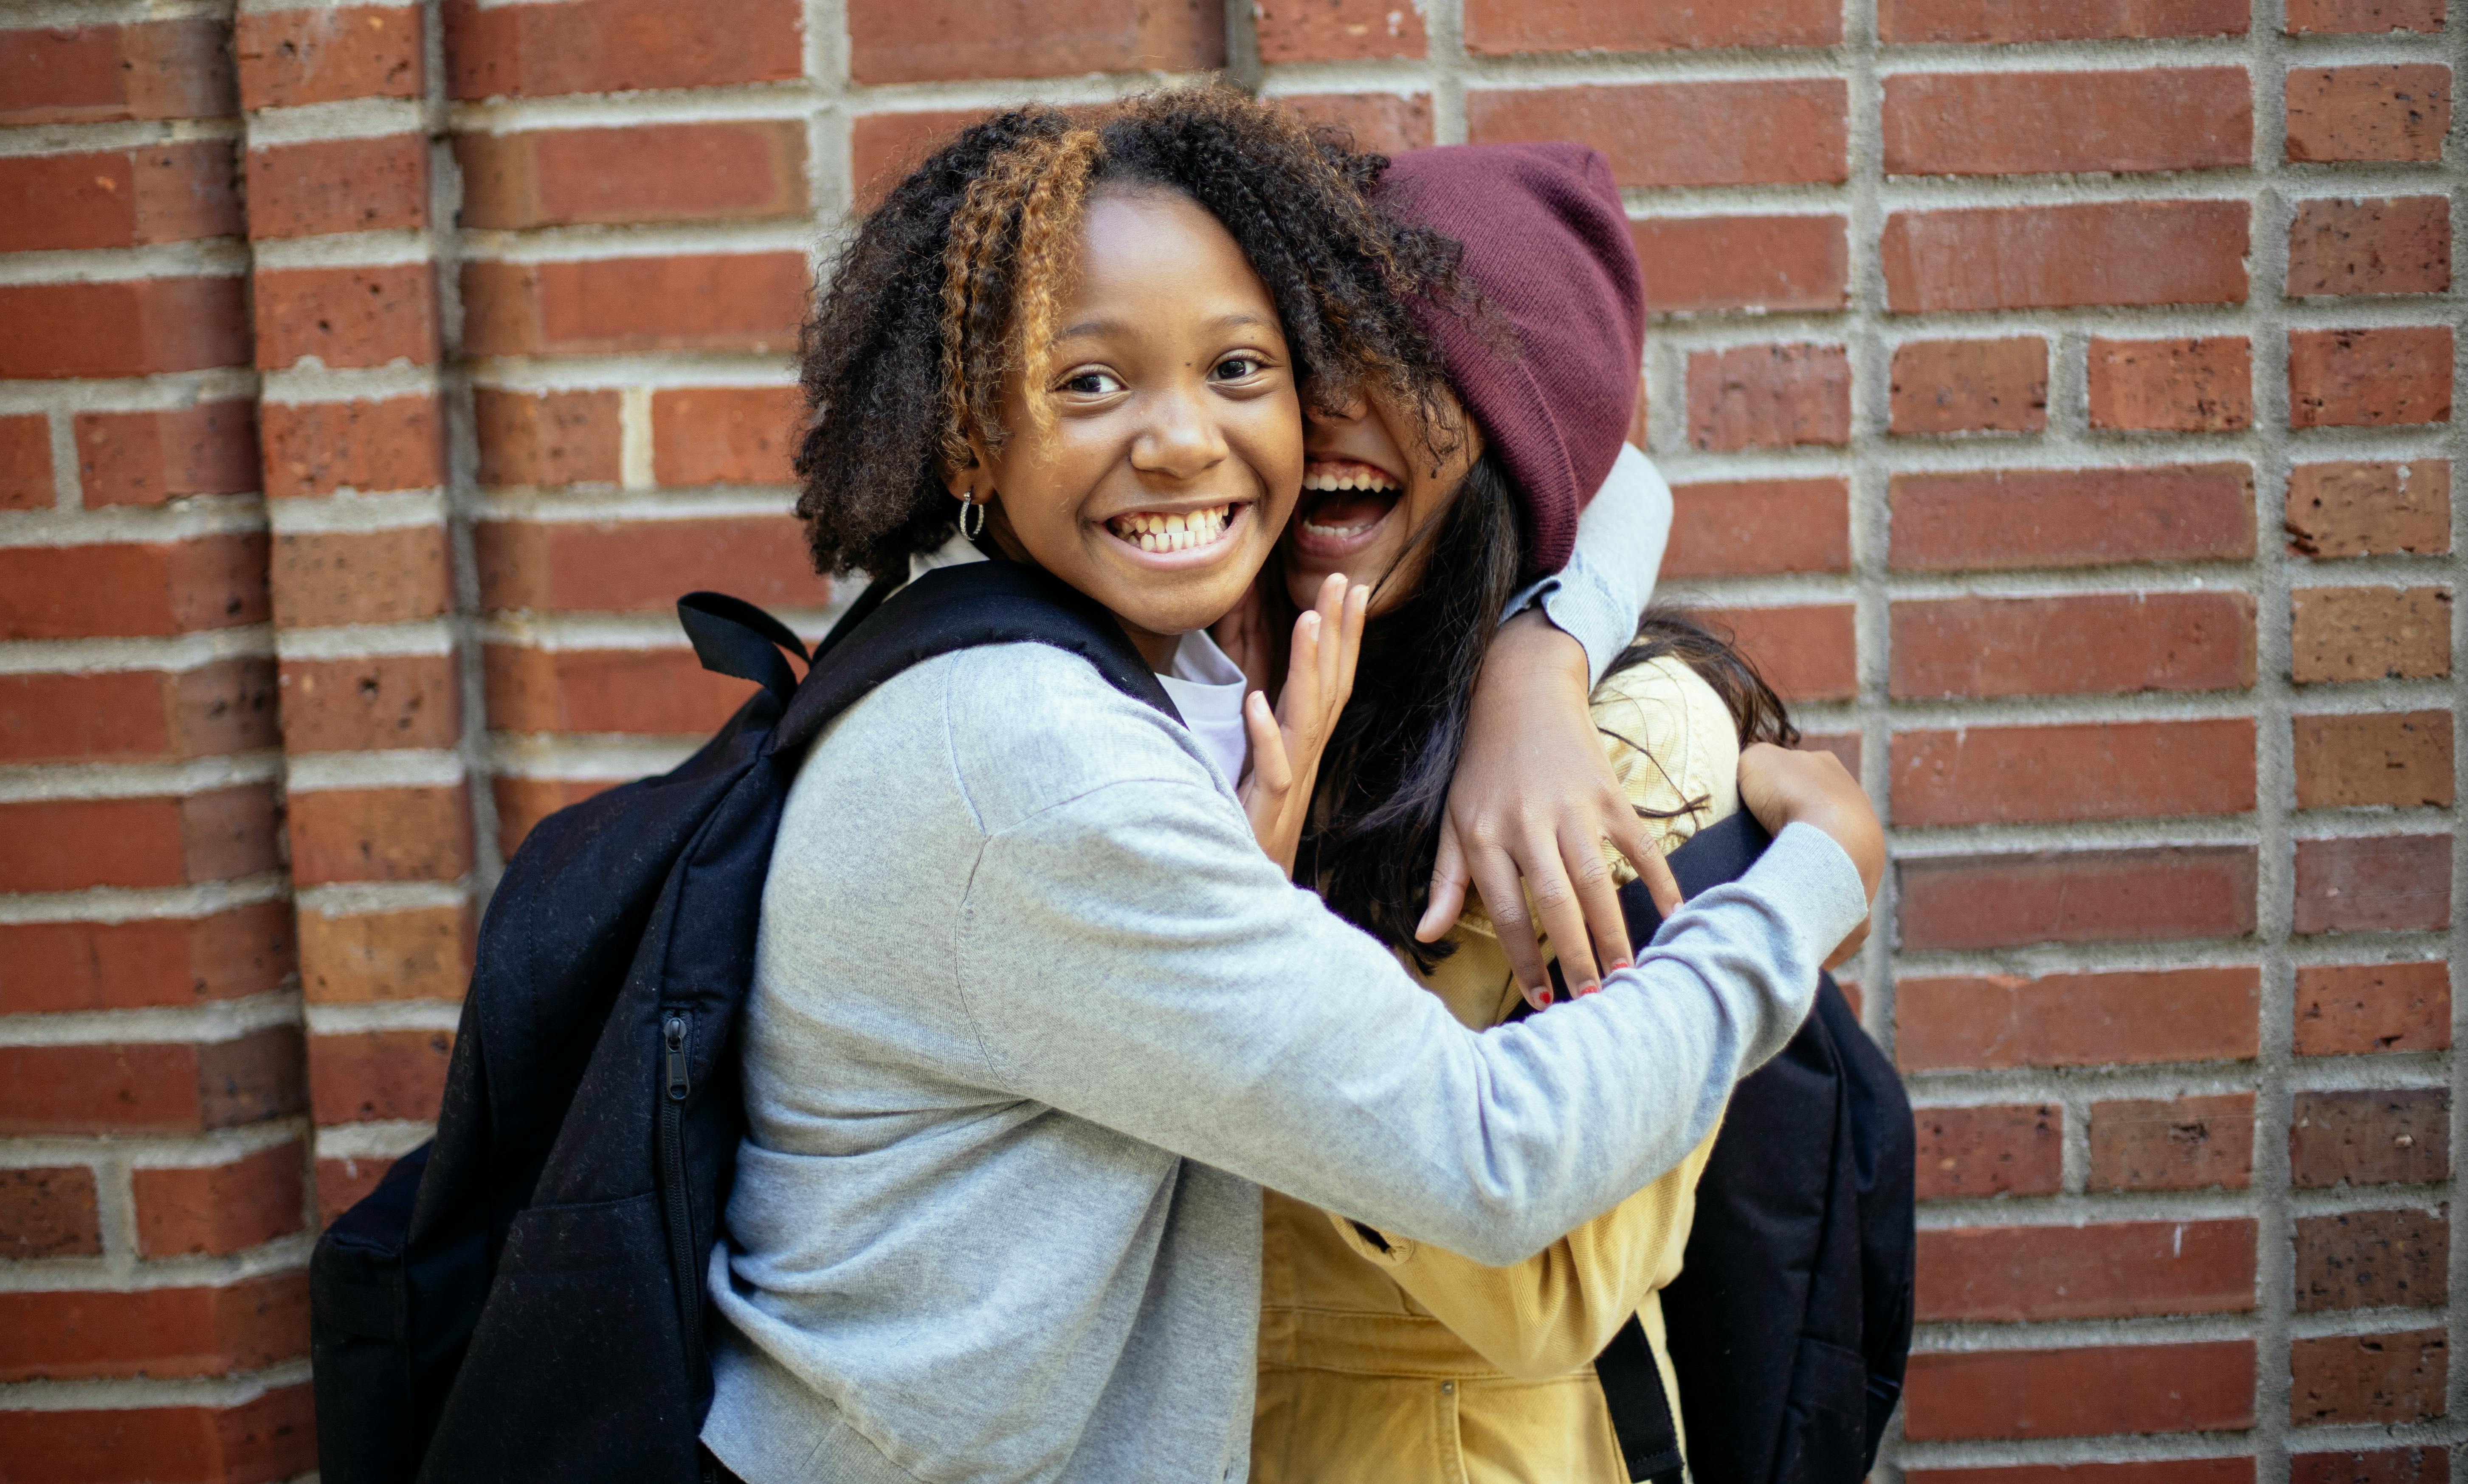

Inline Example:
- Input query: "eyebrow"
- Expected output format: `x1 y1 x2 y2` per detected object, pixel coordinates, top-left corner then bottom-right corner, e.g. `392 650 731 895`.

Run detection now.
1055 310 1274 341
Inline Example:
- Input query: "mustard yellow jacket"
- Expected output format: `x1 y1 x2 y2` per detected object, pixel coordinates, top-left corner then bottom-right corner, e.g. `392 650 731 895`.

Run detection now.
1254 655 1742 1484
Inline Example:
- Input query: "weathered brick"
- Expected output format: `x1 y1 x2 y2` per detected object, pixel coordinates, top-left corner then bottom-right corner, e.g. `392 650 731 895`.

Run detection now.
259 394 445 497
1901 847 2259 951
269 526 453 629
2291 1330 2446 1424
482 645 764 735
2294 711 2453 809
473 389 621 488
2296 1208 2448 1311
1254 0 1424 60
252 263 438 371
1903 1341 2254 1440
244 134 427 239
2288 197 2452 298
0 659 278 764
1918 1220 2255 1321
446 0 801 99
2286 65 2451 163
0 414 48 507
1884 68 2250 176
651 386 803 486
1893 719 2254 826
1662 479 1850 578
132 1143 304 1257
72 402 260 506
2290 586 2451 682
1629 216 1848 314
1468 81 1845 187
462 253 806 358
2289 1450 2448 1484
847 0 1218 84
286 783 473 885
2288 327 2453 428
0 143 242 252
2090 337 2254 431
1891 593 2256 698
1891 465 2253 570
0 1384 316 1484
2291 1089 2450 1187
493 776 618 856
0 903 296 1014
1270 93 1434 155
2285 460 2450 557
1879 0 2250 41
1914 1104 2062 1200
0 1273 309 1382
0 1028 305 1134
309 1028 454 1123
1686 344 1849 451
316 1156 394 1228
1465 0 1841 50
2286 0 2445 29
235 6 422 108
2292 835 2452 935
1688 605 1857 701
0 786 281 893
298 901 473 1003
1899 968 2260 1070
1882 201 2249 312
0 535 270 639
455 120 806 229
277 652 463 752
2092 1092 2256 1191
2295 962 2451 1056
1 1168 102 1258
473 516 821 614
0 278 251 380
850 108 992 208
0 20 238 125
1888 337 2047 435
1913 1464 2255 1484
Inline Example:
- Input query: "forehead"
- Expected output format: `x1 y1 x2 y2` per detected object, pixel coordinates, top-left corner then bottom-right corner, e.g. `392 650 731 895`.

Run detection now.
1064 186 1277 323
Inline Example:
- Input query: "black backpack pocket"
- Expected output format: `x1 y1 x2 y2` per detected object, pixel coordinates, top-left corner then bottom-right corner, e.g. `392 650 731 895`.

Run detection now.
311 1146 429 1484
1770 1337 1869 1484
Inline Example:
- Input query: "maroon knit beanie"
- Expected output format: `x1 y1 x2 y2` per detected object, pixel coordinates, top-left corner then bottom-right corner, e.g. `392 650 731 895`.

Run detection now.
1377 143 1645 578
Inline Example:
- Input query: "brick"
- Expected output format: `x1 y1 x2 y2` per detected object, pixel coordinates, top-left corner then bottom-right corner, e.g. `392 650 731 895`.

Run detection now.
1271 93 1435 156
2286 0 2445 29
0 903 296 1014
309 1028 454 1123
244 134 427 239
462 253 806 358
0 1027 305 1134
2285 460 2450 557
1893 719 2255 826
0 1383 316 1484
0 414 48 507
1686 344 1849 451
0 660 278 766
2295 962 2451 1056
1 1168 102 1258
456 120 806 229
493 776 618 856
2295 711 2453 809
651 386 804 487
1467 81 1845 188
0 786 281 893
298 901 473 1003
236 6 421 108
277 652 462 752
474 389 622 487
474 516 823 614
0 277 250 380
0 535 270 640
259 394 445 497
1913 1465 2256 1484
0 20 238 125
0 143 242 252
1888 337 2047 435
446 0 801 98
2296 1208 2448 1310
2290 586 2451 682
2291 1330 2446 1424
1688 605 1856 702
316 1155 395 1228
72 402 260 506
1892 593 2256 699
2287 65 2451 163
1918 1220 2255 1321
1630 216 1848 314
2288 197 2452 298
1891 465 2253 570
1900 847 2259 951
1255 0 1425 60
2293 835 2452 935
1880 0 2250 40
2288 327 2453 428
287 783 474 885
1662 479 1849 578
2290 1451 2449 1484
1898 967 2260 1071
252 263 439 370
1913 1104 2062 1200
133 1143 305 1257
850 108 992 208
2092 1092 2255 1191
1882 201 2249 312
1903 1341 2255 1440
1465 0 1841 51
0 1273 308 1382
269 526 453 629
483 645 765 735
848 0 1219 84
2090 337 2254 432
1884 68 2251 176
2292 1089 2450 1187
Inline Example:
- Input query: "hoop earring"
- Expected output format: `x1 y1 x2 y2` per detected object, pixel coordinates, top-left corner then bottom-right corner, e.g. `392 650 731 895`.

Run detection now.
957 497 987 541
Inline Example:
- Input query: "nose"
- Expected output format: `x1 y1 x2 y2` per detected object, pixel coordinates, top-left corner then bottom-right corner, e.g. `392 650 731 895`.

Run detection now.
1129 382 1228 482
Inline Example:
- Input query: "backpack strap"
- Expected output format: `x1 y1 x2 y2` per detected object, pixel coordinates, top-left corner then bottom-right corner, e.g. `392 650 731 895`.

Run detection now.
678 591 813 704
771 559 1181 756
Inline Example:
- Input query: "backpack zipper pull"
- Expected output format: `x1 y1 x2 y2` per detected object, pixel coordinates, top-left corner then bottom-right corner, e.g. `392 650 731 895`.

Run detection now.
663 1014 690 1101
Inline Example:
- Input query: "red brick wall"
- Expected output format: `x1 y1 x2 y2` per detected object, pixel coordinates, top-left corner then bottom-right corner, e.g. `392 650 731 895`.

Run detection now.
0 1 2457 1480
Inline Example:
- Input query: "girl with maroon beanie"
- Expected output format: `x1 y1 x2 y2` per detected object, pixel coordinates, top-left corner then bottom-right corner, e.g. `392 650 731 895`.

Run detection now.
1247 144 1859 1481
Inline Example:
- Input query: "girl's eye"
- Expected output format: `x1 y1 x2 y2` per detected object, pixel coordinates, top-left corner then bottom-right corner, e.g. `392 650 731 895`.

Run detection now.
1061 370 1124 396
1213 355 1265 381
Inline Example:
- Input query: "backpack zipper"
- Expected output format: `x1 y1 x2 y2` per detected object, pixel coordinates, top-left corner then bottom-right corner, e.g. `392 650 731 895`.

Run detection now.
659 1012 707 1389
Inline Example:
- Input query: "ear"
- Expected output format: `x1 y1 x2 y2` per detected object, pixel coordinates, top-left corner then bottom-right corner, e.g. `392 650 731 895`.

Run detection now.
943 432 998 504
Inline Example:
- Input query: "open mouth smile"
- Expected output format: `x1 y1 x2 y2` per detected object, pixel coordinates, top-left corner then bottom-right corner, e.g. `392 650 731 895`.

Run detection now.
1105 502 1242 558
1293 459 1403 550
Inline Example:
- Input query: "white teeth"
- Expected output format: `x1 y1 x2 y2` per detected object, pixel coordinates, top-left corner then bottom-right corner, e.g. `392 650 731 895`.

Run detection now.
1302 467 1401 494
1113 504 1231 552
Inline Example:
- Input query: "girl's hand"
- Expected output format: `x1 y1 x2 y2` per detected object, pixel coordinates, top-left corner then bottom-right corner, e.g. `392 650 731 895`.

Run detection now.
1735 741 1883 970
1420 611 1682 1009
1240 572 1369 873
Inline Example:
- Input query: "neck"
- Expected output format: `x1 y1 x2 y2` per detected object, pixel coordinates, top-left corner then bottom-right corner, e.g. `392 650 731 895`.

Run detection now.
1120 622 1179 671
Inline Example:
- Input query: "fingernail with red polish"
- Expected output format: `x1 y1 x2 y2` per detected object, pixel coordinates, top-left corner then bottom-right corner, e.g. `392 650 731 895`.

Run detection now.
1534 986 1553 1008
1609 958 1631 973
1578 981 1600 997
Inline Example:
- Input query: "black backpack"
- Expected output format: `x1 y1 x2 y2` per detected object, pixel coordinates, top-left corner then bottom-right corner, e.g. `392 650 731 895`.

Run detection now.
1544 811 1916 1483
307 559 1180 1484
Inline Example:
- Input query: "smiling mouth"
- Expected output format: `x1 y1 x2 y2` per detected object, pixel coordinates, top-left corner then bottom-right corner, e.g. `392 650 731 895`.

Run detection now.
1106 502 1237 554
1297 459 1402 541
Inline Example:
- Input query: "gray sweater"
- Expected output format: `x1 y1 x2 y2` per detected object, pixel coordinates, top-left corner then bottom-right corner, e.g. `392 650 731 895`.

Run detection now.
701 642 1868 1484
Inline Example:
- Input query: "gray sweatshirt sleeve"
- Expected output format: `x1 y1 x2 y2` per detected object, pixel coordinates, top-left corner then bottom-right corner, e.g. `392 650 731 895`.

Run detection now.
1502 444 1674 687
950 778 1864 1268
